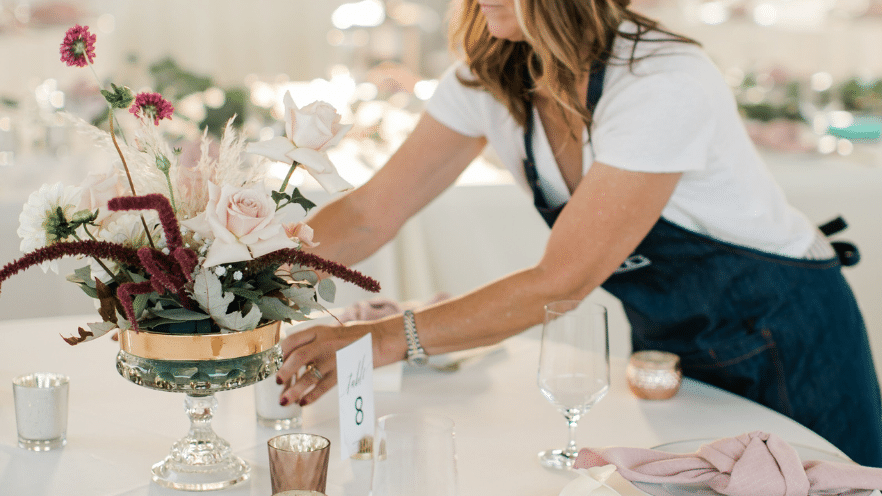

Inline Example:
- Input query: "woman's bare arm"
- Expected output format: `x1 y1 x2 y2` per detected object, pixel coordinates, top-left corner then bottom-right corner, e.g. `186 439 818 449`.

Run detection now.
278 160 681 406
304 112 487 268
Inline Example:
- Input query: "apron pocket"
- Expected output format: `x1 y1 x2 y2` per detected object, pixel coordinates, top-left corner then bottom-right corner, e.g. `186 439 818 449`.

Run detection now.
678 326 793 417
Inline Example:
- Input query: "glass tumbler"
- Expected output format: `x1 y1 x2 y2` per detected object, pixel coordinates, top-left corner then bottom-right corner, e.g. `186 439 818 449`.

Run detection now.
370 413 458 496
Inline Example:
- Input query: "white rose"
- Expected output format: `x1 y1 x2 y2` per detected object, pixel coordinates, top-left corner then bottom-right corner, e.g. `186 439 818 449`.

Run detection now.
245 92 354 193
290 101 346 151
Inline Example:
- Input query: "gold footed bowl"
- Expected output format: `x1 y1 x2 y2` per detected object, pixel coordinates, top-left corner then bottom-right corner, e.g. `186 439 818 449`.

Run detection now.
116 321 283 491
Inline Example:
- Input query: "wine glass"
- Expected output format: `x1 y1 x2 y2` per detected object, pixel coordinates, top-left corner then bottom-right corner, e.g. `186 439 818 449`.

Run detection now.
537 300 609 470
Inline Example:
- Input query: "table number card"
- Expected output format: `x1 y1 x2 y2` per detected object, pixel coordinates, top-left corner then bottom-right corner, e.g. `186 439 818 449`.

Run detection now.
336 333 375 460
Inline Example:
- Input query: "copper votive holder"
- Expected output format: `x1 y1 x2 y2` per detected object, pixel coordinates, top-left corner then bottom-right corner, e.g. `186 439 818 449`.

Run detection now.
626 350 682 400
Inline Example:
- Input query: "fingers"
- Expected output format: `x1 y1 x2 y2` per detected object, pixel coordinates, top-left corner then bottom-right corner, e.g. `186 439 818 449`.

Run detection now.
277 331 319 386
276 324 340 407
281 329 317 359
280 360 337 407
297 374 337 406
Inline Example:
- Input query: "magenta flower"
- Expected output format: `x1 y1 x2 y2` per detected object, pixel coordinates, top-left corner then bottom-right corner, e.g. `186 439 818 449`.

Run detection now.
129 92 174 125
60 24 97 67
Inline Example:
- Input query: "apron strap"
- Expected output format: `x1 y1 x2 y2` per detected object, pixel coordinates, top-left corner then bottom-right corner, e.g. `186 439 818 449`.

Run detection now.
819 216 860 267
522 42 612 228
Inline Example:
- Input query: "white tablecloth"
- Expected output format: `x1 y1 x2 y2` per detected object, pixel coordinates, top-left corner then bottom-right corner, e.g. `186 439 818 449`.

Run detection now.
0 314 844 496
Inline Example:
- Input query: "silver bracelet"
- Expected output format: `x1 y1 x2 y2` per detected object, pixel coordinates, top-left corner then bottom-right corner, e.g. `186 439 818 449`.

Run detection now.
403 310 428 366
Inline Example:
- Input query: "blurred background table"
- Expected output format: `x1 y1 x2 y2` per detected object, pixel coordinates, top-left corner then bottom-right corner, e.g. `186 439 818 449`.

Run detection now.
0 314 847 496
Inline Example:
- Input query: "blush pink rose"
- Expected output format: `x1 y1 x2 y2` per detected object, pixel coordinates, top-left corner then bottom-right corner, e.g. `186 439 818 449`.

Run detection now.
283 221 319 248
182 182 297 267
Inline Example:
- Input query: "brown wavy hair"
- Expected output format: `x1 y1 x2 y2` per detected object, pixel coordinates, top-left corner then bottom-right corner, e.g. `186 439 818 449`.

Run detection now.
448 0 698 131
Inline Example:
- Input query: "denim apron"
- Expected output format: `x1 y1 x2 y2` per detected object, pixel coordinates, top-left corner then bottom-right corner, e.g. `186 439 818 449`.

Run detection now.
522 59 882 466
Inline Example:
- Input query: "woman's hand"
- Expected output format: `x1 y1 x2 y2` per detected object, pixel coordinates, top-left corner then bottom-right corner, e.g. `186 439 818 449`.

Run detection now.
275 318 404 407
275 323 354 407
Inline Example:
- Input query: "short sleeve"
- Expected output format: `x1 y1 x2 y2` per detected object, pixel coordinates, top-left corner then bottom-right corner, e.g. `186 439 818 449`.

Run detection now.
592 71 716 173
425 64 487 138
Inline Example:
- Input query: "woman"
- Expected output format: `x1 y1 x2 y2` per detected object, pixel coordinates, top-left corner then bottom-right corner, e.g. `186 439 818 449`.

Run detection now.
276 0 882 465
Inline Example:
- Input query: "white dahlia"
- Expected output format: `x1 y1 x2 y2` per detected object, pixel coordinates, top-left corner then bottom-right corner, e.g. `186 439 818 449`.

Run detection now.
17 182 83 273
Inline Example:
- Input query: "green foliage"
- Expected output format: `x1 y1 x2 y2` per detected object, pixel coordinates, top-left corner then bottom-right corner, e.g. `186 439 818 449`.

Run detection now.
840 78 882 113
100 83 135 109
149 58 212 100
272 188 317 212
45 207 99 242
192 267 262 331
148 57 248 139
201 87 248 137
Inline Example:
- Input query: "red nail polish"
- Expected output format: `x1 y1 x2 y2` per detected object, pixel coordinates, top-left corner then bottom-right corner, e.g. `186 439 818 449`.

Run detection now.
279 397 289 406
276 376 283 385
298 399 307 407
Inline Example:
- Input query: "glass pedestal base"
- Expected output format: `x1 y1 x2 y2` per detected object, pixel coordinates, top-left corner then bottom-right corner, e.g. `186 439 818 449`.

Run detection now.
538 448 577 470
150 394 251 491
151 453 250 491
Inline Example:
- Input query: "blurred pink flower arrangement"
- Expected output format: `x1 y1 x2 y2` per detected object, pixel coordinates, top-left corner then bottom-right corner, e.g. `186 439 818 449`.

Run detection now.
0 24 379 344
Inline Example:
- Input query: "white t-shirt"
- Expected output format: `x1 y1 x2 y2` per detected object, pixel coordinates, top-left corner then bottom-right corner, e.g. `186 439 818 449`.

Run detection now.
425 26 823 259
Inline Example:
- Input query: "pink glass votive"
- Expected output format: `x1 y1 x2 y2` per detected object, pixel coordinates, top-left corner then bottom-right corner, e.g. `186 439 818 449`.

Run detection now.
626 350 682 400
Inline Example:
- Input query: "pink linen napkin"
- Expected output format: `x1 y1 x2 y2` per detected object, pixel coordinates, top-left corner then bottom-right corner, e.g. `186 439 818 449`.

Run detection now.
338 293 451 323
574 431 882 496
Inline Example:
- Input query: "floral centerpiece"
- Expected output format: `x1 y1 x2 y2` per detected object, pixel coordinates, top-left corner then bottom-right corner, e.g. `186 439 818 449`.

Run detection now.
0 24 380 344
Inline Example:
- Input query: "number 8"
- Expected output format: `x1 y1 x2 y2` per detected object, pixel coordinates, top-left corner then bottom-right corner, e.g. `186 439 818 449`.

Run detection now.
355 396 364 425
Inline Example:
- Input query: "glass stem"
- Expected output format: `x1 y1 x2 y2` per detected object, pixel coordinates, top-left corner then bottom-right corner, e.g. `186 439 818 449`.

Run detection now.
565 416 580 457
170 393 233 466
185 394 218 442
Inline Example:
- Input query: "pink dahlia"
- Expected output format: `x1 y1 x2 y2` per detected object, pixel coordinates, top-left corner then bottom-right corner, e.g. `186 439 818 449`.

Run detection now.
60 24 96 67
129 92 174 126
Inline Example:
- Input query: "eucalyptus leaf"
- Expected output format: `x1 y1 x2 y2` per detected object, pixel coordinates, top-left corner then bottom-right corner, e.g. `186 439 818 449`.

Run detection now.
133 293 150 321
257 297 308 322
281 286 323 311
74 282 99 299
289 269 319 286
254 270 290 291
151 307 211 321
116 315 132 330
67 266 94 286
227 287 263 303
317 278 336 303
138 317 188 329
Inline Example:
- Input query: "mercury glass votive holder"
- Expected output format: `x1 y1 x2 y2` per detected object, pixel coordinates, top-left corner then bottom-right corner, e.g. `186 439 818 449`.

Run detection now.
12 372 70 451
626 350 682 400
